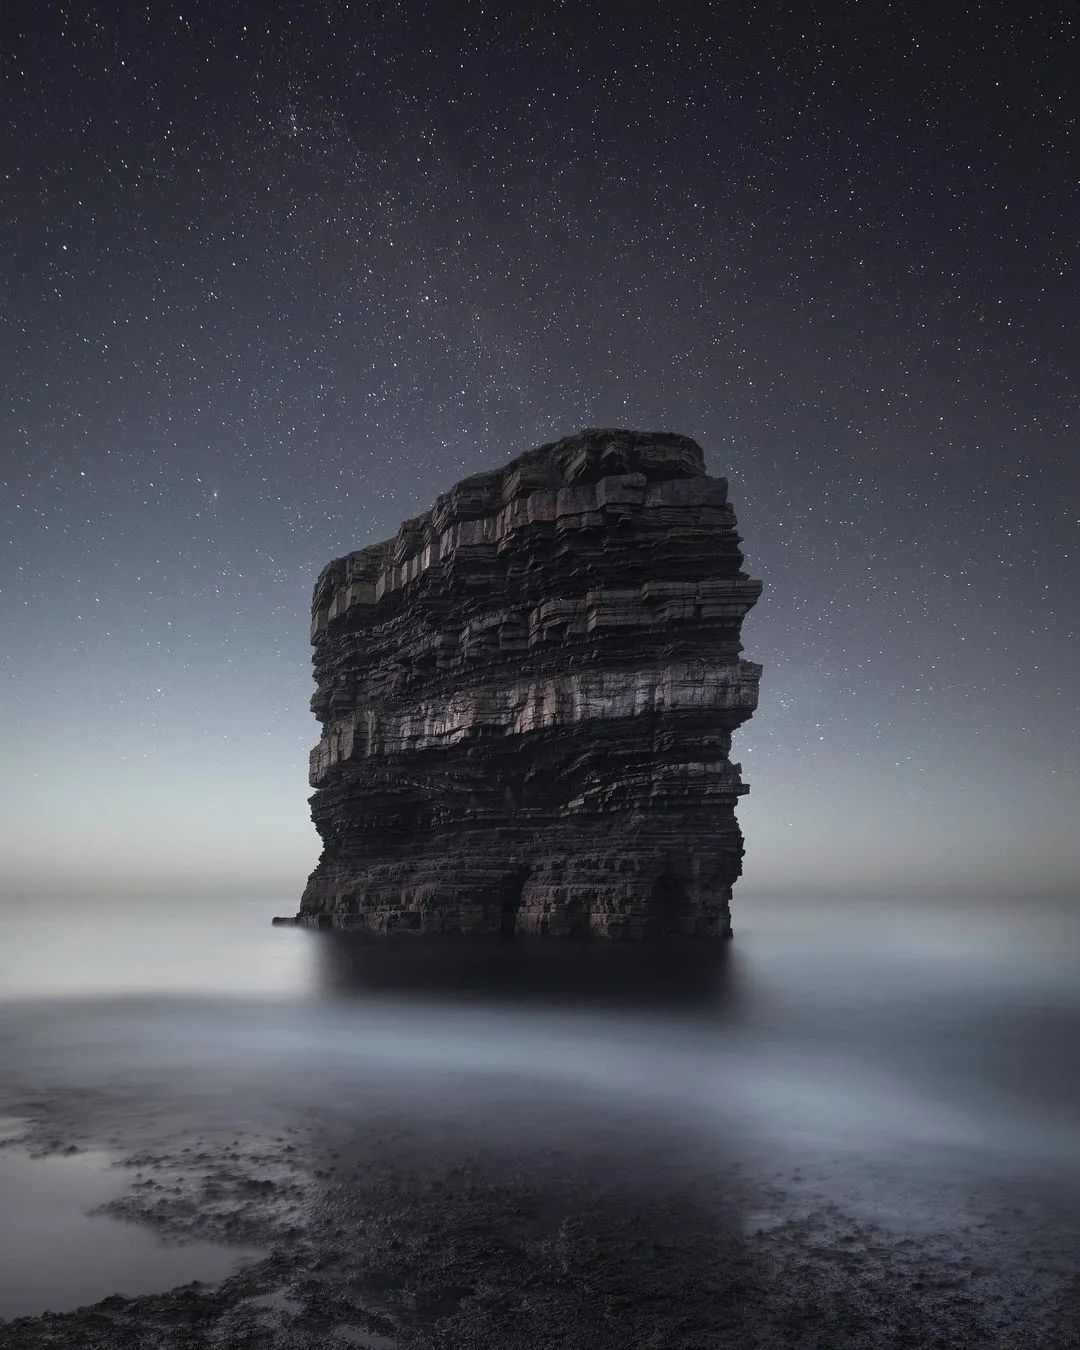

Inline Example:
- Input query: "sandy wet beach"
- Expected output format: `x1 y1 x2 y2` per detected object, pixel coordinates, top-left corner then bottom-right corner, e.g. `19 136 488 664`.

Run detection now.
0 895 1078 1347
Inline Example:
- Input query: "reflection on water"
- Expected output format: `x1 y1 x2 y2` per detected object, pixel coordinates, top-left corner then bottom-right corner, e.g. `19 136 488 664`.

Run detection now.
314 928 738 1006
0 890 1079 1313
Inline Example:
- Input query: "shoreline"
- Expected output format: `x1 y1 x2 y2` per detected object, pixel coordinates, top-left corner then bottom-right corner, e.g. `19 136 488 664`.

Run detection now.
1 1082 1077 1349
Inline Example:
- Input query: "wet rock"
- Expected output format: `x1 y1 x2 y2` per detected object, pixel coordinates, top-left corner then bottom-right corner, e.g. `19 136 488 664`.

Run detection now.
294 428 762 939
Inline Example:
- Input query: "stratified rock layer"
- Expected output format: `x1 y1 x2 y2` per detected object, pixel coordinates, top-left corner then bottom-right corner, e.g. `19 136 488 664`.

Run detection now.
296 429 762 938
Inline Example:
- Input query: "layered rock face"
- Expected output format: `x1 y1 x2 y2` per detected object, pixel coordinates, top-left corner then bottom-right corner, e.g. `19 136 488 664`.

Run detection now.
296 429 762 938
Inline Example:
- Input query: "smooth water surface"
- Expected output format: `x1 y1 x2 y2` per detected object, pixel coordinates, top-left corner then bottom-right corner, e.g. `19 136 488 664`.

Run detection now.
0 1123 260 1320
1 891 1078 1314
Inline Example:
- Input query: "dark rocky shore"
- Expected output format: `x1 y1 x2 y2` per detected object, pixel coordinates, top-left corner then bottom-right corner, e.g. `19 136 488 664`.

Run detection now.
2 1080 1078 1350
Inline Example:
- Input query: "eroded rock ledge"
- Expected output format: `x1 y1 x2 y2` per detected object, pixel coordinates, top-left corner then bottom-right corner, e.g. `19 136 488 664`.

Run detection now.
292 428 762 938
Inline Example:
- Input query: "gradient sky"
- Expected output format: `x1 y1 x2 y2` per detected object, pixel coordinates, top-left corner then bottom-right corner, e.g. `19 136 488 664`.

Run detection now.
1 1 1077 901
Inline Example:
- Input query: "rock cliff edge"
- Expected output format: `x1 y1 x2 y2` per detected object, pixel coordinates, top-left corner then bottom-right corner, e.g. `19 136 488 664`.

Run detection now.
292 428 762 938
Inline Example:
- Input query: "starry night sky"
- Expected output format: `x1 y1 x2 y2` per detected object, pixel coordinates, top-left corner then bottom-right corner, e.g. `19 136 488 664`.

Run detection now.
1 2 1077 902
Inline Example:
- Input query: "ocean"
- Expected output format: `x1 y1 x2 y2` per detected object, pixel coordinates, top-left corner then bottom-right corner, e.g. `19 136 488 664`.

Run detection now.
1 891 1078 1340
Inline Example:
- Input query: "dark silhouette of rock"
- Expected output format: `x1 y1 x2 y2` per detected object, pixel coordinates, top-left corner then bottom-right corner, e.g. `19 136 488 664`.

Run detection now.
288 429 762 938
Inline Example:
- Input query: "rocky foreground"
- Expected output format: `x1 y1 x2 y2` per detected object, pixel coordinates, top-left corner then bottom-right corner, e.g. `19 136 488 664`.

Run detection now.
2 1085 1078 1350
294 428 762 937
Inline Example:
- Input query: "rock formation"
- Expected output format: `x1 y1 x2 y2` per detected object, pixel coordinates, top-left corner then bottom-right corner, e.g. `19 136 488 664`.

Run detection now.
291 429 762 938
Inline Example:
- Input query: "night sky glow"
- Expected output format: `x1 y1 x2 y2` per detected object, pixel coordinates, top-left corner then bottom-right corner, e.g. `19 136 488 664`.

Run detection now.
1 3 1077 899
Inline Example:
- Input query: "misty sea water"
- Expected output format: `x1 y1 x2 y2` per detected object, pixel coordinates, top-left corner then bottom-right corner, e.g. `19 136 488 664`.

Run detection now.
0 891 1078 1323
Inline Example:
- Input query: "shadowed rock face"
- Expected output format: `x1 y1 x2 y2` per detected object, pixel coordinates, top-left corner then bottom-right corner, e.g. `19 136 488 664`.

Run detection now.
295 429 762 938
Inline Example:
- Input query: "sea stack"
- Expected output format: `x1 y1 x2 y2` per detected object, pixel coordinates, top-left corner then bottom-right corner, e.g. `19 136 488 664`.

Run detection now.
294 429 762 938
